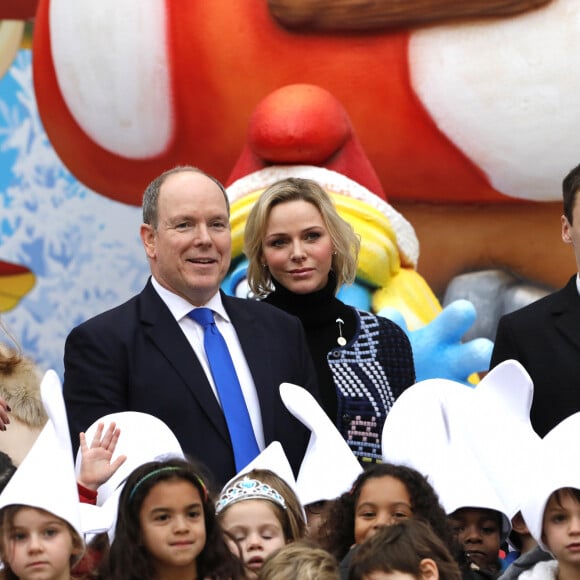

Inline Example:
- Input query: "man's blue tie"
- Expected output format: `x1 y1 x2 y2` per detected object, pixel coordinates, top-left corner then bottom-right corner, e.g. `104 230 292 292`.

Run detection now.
188 308 259 471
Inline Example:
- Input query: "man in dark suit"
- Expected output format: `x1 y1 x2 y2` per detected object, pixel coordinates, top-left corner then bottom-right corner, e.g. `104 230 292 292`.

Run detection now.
63 166 319 486
491 163 580 437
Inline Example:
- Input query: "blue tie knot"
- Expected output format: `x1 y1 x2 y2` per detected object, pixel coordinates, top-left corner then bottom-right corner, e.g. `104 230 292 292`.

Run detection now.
188 308 214 328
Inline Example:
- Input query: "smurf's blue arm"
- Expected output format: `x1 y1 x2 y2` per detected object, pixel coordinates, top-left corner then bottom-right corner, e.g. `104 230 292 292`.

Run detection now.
378 299 493 386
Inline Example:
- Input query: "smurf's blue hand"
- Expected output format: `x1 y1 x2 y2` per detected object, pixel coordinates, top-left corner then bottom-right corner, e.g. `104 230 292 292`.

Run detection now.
378 300 493 386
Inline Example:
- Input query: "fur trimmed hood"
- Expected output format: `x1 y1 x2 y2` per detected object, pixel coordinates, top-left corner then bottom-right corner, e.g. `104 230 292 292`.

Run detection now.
0 343 47 427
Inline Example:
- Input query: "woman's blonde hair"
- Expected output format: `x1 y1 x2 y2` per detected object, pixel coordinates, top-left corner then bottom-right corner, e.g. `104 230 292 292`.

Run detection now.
244 177 360 297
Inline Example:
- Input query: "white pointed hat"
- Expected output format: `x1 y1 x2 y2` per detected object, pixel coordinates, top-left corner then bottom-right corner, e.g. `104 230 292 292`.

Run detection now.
75 411 185 539
226 441 298 492
460 360 540 518
0 370 82 540
433 430 512 543
279 382 362 506
217 441 306 520
521 411 580 552
382 372 512 541
382 376 469 482
74 411 184 506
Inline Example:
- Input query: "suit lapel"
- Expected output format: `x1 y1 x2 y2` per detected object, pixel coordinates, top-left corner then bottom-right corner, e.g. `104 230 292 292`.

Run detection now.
138 281 230 443
222 293 276 445
553 276 580 351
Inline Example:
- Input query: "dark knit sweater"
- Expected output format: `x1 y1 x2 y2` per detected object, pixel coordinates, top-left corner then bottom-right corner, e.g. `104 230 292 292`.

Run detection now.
263 274 415 464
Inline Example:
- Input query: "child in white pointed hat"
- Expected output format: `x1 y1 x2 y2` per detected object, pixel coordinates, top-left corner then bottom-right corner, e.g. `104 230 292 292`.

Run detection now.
381 361 544 578
317 462 456 575
519 411 580 580
432 417 511 578
0 370 86 580
216 464 306 579
223 440 307 525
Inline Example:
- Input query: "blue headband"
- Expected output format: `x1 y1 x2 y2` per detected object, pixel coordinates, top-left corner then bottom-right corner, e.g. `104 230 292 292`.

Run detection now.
129 466 208 501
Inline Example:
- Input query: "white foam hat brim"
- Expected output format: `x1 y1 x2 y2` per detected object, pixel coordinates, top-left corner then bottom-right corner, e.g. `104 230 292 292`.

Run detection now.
279 382 362 506
521 411 580 552
74 411 184 506
0 370 83 540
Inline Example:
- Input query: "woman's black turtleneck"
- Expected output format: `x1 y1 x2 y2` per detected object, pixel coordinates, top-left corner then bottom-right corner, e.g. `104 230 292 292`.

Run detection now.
262 272 357 422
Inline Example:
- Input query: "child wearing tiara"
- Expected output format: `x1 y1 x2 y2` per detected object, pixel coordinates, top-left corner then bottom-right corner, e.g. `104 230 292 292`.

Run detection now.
102 457 244 580
216 468 306 579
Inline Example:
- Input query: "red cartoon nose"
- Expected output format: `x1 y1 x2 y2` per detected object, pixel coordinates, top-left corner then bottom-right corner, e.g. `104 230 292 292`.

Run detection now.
249 83 350 165
227 84 385 199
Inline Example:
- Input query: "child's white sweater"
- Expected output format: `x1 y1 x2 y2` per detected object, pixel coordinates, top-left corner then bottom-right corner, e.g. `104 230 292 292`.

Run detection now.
519 560 558 580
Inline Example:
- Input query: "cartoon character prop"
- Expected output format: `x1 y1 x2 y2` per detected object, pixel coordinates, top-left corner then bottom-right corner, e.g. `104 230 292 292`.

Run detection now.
223 85 493 382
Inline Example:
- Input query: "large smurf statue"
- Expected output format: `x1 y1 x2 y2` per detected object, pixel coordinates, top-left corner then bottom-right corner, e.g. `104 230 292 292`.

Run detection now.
221 84 492 383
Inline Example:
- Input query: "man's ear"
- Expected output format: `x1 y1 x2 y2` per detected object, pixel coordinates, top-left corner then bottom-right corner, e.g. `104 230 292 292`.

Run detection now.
140 223 156 259
419 558 439 580
562 215 573 245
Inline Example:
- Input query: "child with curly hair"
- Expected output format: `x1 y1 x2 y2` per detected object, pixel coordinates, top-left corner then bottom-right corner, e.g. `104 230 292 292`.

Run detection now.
318 463 457 572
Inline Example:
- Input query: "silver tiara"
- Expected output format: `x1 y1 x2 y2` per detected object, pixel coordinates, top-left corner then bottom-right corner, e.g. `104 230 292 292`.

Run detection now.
215 476 287 514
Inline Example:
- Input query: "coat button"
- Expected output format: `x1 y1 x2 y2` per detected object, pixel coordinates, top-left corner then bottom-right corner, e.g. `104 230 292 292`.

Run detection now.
331 350 341 359
342 413 351 426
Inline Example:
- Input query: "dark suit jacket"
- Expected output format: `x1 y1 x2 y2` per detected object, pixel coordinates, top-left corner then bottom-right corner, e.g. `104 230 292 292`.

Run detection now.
490 274 580 437
63 279 319 487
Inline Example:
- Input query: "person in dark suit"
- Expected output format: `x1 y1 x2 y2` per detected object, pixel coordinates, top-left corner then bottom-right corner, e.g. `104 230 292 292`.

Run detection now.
63 166 319 487
490 162 580 437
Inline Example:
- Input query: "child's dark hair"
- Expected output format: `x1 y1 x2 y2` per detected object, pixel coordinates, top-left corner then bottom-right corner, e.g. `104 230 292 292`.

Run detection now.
348 519 461 580
101 457 244 580
550 487 580 508
318 463 455 561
